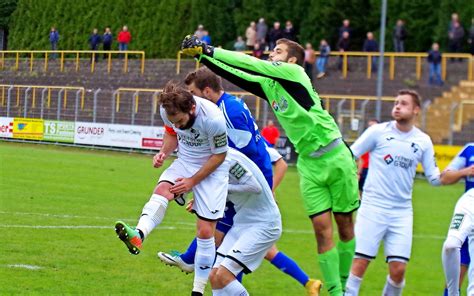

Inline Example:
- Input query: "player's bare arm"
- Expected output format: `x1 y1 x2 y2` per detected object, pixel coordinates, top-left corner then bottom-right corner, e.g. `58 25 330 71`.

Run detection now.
441 165 474 185
153 131 178 168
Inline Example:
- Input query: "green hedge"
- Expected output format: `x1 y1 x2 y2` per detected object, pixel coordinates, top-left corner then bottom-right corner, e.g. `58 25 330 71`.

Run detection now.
7 0 473 58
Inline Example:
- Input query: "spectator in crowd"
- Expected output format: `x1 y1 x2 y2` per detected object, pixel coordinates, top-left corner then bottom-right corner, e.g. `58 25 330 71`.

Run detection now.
283 20 297 41
268 21 283 50
117 26 131 51
102 27 113 59
252 42 264 59
316 39 330 79
428 42 443 86
337 31 350 71
469 18 474 55
201 30 211 45
245 21 257 50
194 24 205 40
449 13 459 31
392 19 407 52
363 32 379 72
448 21 465 61
257 18 268 46
233 36 246 51
89 28 102 62
261 120 280 147
339 19 352 38
304 43 316 82
49 27 59 59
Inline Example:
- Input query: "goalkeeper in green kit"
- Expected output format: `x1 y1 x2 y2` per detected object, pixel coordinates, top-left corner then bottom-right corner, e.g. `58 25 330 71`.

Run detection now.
181 35 359 296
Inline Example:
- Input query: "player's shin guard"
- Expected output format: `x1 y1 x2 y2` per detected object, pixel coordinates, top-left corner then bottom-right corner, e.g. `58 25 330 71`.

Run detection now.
319 247 343 296
218 279 249 296
337 238 355 288
382 275 405 296
193 237 215 294
344 273 362 296
270 251 309 286
136 194 168 239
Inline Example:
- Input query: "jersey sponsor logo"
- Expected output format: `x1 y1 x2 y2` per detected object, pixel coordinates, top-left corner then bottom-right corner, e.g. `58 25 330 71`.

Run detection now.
384 154 394 164
177 134 207 147
214 133 227 148
450 213 464 230
230 162 248 180
271 97 288 112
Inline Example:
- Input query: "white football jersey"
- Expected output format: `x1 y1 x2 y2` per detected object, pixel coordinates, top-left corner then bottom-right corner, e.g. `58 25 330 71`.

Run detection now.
160 96 228 164
351 121 441 210
226 148 281 225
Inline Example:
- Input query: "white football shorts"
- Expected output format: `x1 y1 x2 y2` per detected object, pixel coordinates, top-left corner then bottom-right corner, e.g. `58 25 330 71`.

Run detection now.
159 157 229 221
214 221 281 275
355 203 413 263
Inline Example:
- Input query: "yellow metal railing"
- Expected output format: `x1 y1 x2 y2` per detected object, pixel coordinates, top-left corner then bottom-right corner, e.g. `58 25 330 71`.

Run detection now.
115 88 399 125
454 100 474 132
0 84 85 109
116 88 263 119
0 50 145 74
176 50 474 81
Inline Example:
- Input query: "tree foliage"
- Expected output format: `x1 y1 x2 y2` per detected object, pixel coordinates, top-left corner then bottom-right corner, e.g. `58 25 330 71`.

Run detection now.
6 0 473 57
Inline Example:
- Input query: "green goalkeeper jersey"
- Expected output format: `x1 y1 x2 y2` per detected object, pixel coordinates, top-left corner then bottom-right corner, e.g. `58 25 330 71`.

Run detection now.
199 48 342 156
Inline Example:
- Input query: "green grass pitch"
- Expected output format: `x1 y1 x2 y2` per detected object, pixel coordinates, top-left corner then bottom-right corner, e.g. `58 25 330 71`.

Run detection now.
0 141 468 295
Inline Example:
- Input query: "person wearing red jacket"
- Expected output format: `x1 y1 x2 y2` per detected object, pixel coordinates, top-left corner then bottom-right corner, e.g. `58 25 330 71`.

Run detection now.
261 120 280 147
117 26 131 51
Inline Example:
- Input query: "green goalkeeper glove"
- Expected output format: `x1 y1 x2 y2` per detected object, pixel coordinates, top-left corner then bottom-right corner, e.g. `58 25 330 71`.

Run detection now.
181 35 214 58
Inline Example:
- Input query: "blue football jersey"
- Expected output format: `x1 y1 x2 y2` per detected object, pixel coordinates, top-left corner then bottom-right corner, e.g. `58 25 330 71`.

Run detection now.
217 92 273 188
447 143 474 191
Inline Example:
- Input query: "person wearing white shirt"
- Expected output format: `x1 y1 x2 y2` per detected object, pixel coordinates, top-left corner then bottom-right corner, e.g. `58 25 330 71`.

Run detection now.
208 148 282 296
114 82 230 296
345 90 441 296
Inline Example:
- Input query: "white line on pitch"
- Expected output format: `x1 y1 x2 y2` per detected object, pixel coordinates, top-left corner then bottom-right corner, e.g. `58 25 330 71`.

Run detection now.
0 223 446 240
4 264 43 270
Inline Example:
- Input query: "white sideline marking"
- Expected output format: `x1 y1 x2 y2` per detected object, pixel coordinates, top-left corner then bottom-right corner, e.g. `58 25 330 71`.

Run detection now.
0 224 446 240
5 264 43 270
0 211 447 240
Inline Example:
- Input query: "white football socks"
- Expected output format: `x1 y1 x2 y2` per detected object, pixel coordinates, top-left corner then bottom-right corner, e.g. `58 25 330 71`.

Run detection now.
344 272 363 295
382 275 405 296
213 279 248 296
136 194 168 238
193 237 215 294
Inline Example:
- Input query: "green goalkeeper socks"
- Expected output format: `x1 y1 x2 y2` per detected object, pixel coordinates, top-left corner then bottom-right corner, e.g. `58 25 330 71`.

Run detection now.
337 238 355 289
318 247 343 296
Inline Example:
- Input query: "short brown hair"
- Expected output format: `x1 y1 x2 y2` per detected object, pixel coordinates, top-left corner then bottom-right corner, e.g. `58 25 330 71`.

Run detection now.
276 38 305 66
397 89 421 107
158 81 195 115
184 67 223 92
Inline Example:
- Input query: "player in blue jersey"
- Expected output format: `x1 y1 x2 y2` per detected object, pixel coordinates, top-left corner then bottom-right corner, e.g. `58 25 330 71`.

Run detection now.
158 67 321 295
441 143 474 295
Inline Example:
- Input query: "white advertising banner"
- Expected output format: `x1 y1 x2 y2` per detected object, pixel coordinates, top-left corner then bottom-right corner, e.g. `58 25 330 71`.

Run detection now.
74 122 165 150
0 117 14 138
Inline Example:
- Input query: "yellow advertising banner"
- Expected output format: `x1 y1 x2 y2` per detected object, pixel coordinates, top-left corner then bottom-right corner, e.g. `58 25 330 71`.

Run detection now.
417 144 463 173
13 118 44 140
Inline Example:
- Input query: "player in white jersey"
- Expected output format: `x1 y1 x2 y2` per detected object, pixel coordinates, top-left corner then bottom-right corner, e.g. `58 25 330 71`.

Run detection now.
114 82 230 296
206 148 282 295
442 188 474 296
345 90 441 296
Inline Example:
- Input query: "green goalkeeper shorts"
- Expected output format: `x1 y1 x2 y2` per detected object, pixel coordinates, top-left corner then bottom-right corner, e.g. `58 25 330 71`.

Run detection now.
296 142 359 217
